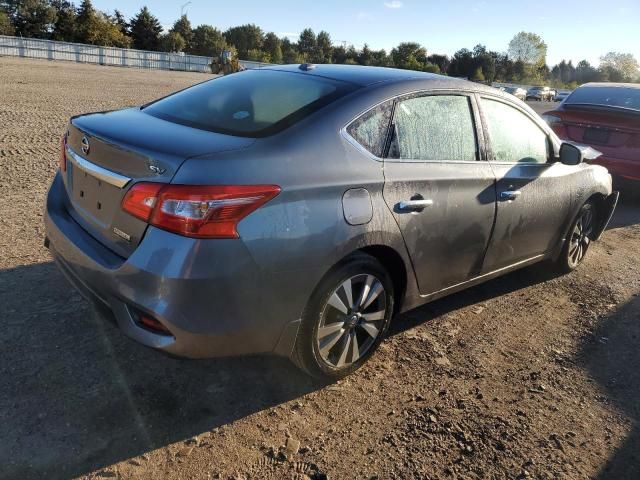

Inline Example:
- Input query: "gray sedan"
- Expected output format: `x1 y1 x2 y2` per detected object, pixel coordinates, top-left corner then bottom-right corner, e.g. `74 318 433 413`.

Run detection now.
45 65 618 379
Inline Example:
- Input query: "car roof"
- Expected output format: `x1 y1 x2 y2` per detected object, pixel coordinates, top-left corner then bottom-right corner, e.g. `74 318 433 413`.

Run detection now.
260 63 490 90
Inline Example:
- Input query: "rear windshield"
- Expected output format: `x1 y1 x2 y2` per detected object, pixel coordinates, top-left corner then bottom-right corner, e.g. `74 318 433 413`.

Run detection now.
143 69 359 137
566 86 640 112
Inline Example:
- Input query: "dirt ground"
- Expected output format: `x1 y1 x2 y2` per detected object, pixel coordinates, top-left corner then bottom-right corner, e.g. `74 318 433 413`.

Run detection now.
1 57 639 480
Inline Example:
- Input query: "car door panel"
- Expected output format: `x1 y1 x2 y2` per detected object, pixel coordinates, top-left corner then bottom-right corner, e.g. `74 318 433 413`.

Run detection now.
381 92 497 296
478 95 574 272
383 162 496 294
482 162 574 270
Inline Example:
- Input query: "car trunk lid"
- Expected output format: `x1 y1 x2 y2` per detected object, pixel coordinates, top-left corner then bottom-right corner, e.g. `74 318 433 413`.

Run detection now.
62 108 254 258
558 107 640 161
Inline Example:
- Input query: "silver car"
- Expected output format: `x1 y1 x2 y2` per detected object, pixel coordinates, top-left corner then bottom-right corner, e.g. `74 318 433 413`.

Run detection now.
45 65 618 379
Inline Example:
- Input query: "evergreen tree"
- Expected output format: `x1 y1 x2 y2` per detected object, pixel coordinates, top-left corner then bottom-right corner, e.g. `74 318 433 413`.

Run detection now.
129 6 162 51
297 28 316 61
224 23 262 58
263 32 282 64
170 14 192 50
189 24 225 56
12 0 56 38
50 0 76 41
74 0 95 43
113 8 127 35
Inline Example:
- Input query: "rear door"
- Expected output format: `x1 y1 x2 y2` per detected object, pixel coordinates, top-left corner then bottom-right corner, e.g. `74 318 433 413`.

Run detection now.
478 95 574 271
381 92 497 295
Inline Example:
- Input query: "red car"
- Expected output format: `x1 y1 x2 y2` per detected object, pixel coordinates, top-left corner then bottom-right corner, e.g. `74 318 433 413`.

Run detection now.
543 83 640 185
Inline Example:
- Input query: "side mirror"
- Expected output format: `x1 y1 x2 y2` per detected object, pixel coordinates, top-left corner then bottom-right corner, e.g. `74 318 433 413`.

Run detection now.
559 143 583 165
559 142 603 166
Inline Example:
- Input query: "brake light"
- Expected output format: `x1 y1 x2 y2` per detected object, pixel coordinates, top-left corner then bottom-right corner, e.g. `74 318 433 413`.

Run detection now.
121 183 163 221
122 183 281 239
59 134 67 172
542 114 562 126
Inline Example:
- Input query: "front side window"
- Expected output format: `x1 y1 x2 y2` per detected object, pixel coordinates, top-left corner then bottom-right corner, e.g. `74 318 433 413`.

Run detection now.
143 69 358 137
346 101 394 158
481 98 549 164
388 95 477 161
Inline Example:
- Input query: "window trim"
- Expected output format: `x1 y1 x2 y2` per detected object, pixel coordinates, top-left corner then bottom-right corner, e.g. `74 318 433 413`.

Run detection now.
476 94 555 166
341 88 485 164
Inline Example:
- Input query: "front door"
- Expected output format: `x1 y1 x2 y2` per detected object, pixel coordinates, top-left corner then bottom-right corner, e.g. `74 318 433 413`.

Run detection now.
478 96 574 271
382 93 497 295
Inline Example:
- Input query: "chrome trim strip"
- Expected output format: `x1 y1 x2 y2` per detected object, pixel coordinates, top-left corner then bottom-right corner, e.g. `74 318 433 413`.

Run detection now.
419 254 545 299
65 145 131 189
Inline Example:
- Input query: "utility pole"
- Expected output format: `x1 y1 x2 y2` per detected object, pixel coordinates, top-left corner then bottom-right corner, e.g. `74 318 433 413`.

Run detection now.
180 1 192 17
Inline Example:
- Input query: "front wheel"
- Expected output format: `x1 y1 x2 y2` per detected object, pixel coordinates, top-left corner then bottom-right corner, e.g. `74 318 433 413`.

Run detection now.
292 253 394 379
555 202 595 273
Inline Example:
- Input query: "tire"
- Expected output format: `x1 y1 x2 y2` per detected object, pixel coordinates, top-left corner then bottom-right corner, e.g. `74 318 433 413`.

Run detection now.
292 253 394 380
554 202 596 274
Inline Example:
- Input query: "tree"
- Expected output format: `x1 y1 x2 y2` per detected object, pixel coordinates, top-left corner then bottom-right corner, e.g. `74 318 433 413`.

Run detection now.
50 0 75 41
508 31 547 67
262 32 282 63
427 54 450 74
391 42 427 70
129 6 162 51
170 14 192 50
12 0 56 38
575 60 599 84
224 23 262 58
471 66 485 81
281 36 302 63
74 0 95 43
297 27 316 61
161 31 185 52
315 30 332 63
113 8 127 35
599 52 639 82
448 48 474 77
189 24 225 56
0 9 14 35
246 48 270 63
358 43 372 65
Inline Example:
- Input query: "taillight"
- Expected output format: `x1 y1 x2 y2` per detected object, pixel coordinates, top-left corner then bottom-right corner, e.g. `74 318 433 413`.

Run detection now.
542 114 562 126
122 183 281 239
121 183 163 221
59 134 67 172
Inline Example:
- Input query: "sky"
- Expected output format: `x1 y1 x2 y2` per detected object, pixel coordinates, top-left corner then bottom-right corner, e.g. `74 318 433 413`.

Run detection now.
92 0 640 67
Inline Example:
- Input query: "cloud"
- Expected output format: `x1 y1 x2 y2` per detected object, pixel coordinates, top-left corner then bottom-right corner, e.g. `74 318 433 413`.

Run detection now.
356 11 374 21
384 0 403 8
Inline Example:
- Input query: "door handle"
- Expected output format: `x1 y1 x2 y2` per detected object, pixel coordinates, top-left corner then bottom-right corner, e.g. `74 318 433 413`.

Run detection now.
500 190 522 201
397 199 434 212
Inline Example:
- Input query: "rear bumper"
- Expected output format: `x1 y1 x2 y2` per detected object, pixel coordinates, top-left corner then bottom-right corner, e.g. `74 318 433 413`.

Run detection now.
44 172 302 358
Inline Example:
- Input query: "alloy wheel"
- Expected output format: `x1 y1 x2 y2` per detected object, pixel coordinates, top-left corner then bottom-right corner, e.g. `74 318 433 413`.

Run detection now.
568 208 593 268
316 274 387 368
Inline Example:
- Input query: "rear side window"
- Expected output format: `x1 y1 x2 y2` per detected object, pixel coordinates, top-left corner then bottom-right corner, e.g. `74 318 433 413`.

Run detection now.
346 101 393 157
481 98 548 164
144 69 358 137
388 95 477 161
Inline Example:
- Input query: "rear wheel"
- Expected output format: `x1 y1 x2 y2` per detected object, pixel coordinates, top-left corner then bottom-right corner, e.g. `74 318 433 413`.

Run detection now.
292 253 394 379
555 202 595 273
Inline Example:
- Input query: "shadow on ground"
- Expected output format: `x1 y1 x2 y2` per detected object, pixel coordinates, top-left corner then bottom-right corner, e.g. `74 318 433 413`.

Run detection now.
0 262 319 480
581 295 640 479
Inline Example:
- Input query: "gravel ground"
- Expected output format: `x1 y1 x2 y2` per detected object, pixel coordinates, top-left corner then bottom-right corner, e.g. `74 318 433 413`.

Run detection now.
1 57 639 480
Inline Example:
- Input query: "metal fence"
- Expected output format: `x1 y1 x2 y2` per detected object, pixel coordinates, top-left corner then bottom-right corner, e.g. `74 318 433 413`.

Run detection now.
0 35 269 72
